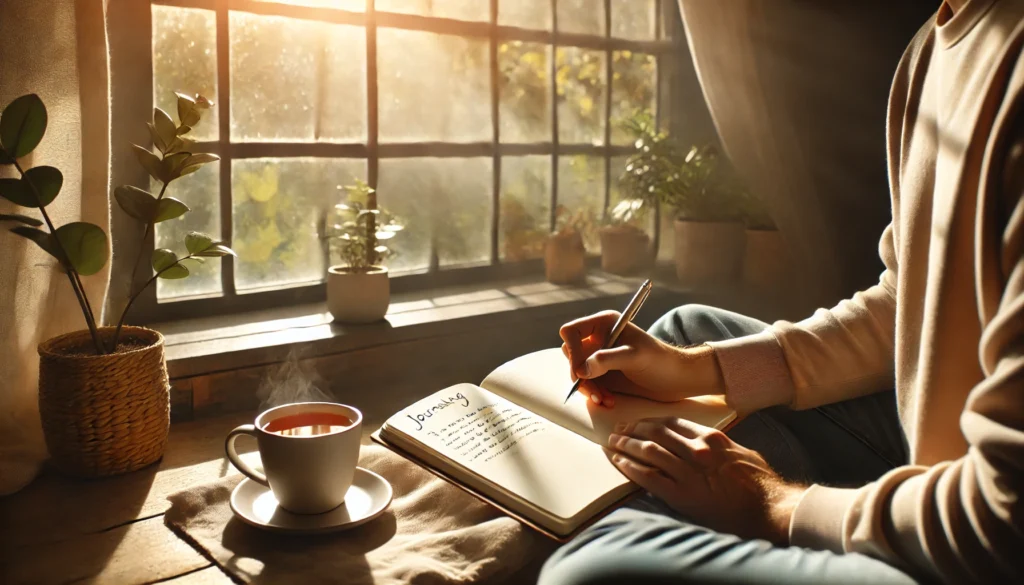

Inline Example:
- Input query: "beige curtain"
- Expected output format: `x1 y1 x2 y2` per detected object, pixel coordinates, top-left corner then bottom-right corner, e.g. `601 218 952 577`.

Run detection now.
677 1 935 310
0 0 110 494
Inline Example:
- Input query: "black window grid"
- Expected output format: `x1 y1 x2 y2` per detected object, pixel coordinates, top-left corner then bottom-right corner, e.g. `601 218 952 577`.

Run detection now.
133 0 675 322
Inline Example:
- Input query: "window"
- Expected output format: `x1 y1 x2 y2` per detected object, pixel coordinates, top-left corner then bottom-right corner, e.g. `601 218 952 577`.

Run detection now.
137 0 673 320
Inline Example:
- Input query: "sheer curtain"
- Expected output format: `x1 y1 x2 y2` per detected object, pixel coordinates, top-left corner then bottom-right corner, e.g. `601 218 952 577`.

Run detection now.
0 0 111 494
677 1 935 310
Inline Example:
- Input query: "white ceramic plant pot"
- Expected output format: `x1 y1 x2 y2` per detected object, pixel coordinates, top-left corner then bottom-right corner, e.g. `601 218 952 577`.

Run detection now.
673 219 745 286
327 266 390 323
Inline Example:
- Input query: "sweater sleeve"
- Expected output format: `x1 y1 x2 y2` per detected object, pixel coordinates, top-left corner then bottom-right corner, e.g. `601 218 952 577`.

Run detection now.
708 224 898 414
790 74 1024 583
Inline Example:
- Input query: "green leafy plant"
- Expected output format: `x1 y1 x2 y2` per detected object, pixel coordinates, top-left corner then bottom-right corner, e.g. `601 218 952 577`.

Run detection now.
604 198 648 230
553 204 597 242
618 110 745 222
0 93 235 355
326 179 403 271
737 189 776 230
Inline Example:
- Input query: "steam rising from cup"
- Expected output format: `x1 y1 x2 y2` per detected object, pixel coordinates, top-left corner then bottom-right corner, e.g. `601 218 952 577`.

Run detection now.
257 349 337 413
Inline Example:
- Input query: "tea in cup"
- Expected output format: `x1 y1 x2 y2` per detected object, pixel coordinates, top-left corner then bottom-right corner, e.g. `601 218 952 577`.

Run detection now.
225 402 363 514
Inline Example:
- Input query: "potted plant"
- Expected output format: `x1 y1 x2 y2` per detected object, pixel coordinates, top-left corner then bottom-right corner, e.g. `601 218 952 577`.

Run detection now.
0 92 234 477
738 190 789 292
620 112 745 285
599 198 650 275
324 179 403 323
545 205 592 284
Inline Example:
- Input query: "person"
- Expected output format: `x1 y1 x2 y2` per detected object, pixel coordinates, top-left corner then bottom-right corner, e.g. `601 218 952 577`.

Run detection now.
539 1 1024 583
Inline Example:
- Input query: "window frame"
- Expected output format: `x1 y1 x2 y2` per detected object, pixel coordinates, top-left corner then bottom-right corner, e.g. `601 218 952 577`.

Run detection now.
127 0 678 323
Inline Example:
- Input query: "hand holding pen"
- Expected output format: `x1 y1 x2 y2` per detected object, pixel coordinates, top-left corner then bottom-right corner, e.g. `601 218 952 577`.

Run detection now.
558 283 725 407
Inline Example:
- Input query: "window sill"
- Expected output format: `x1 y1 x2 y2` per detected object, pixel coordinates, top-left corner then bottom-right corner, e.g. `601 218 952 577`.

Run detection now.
158 269 775 422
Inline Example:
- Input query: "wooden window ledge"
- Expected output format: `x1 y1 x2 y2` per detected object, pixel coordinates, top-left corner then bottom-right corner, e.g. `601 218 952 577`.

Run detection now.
159 272 711 424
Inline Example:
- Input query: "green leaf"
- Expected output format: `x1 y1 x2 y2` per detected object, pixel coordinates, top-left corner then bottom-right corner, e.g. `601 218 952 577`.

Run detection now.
152 248 189 279
0 177 34 207
114 185 157 221
178 153 219 178
0 94 47 158
0 213 42 226
153 108 177 149
184 231 213 254
23 166 62 206
152 248 178 271
176 125 192 136
54 222 108 276
10 226 61 262
161 152 190 182
146 122 167 153
194 243 237 258
175 92 201 127
154 197 190 222
133 144 163 182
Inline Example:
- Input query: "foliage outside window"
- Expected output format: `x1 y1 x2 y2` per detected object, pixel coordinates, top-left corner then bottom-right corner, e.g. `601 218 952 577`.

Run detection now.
142 0 669 319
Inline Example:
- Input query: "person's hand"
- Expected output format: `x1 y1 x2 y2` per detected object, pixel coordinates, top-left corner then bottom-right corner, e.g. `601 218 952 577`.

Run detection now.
559 311 724 407
606 417 806 544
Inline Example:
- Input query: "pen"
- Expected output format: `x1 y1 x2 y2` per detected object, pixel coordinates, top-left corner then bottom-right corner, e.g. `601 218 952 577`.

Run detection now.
564 279 653 404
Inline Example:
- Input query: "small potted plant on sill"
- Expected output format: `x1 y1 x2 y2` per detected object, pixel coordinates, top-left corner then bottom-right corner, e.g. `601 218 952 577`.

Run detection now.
545 205 593 285
325 179 403 323
599 198 651 275
0 93 234 477
739 190 789 292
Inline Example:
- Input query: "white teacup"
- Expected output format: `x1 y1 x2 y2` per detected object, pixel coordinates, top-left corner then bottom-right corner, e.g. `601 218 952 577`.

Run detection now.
225 402 363 514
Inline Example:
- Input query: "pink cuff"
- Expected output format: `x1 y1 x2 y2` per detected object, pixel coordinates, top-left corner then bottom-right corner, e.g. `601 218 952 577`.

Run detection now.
707 332 795 414
790 484 859 553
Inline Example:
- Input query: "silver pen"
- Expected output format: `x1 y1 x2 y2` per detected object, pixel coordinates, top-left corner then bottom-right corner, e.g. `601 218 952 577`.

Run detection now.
564 279 653 404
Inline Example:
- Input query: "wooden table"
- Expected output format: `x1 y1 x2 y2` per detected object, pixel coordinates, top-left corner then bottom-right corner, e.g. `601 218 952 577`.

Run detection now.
1 412 292 584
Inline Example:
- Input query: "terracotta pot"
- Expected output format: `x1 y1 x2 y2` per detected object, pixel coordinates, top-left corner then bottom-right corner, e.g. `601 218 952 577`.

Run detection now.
656 207 675 263
545 231 587 284
599 225 651 275
327 265 390 323
673 219 745 285
743 228 789 291
38 326 170 477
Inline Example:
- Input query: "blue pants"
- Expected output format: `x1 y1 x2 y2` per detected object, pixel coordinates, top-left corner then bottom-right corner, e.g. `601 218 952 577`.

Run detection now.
539 305 920 585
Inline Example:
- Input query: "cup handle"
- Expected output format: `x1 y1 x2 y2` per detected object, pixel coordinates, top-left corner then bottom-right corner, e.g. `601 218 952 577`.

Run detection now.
225 424 268 486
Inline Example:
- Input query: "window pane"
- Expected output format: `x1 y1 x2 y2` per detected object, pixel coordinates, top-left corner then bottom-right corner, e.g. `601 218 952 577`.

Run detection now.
557 0 605 36
556 48 606 145
611 0 656 40
500 156 551 261
557 155 604 252
499 0 551 29
155 162 222 300
230 12 366 142
256 0 365 9
378 30 489 142
499 42 551 143
233 158 366 290
153 6 218 142
377 0 487 20
377 158 493 272
610 154 654 236
611 51 656 145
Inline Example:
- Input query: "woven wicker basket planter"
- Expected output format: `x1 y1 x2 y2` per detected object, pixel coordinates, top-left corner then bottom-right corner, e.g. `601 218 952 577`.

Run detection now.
38 326 170 477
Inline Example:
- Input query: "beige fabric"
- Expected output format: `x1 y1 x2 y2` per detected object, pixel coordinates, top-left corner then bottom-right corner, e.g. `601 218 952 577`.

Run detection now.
710 1 1024 582
165 444 553 585
0 0 111 494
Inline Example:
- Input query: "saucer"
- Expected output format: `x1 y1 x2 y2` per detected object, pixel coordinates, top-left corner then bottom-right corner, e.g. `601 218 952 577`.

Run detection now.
230 467 393 535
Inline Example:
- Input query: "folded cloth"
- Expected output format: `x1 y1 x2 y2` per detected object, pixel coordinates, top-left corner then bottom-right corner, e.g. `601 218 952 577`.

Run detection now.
164 444 554 584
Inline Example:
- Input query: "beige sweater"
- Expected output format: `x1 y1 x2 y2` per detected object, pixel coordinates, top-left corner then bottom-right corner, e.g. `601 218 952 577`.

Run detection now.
709 1 1024 581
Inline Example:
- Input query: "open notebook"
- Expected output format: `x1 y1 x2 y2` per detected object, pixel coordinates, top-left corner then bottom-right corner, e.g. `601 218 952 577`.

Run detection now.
373 348 735 540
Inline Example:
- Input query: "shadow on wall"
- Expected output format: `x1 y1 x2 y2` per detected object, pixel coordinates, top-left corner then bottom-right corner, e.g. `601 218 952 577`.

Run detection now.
678 0 937 312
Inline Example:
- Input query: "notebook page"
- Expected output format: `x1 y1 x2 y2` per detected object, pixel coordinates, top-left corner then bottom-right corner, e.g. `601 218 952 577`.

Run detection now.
383 384 631 525
480 348 736 445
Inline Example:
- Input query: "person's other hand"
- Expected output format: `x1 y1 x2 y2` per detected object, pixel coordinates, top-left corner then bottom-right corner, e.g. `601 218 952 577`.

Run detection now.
559 311 724 407
606 417 805 544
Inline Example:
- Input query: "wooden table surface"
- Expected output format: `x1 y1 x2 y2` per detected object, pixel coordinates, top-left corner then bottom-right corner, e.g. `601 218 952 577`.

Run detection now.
1 412 294 585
